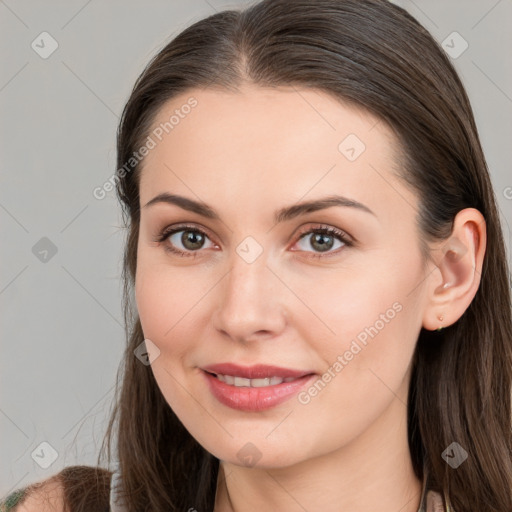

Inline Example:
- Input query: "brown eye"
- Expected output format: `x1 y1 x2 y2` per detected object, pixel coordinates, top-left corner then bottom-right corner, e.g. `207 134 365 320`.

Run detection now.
175 230 206 251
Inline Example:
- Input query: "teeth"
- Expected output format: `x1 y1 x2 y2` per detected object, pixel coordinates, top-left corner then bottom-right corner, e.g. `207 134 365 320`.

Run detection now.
215 374 300 387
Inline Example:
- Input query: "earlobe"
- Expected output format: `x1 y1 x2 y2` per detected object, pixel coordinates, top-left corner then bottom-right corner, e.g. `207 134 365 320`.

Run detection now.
422 208 486 331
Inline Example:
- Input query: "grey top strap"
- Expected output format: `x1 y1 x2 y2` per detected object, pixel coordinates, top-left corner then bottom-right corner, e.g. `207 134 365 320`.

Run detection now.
109 462 128 512
417 467 453 512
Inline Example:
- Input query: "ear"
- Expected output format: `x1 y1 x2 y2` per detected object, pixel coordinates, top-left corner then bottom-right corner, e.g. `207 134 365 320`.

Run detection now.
422 208 487 331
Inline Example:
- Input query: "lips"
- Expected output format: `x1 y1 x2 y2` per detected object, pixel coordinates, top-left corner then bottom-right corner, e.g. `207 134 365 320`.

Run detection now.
202 370 317 411
201 363 315 380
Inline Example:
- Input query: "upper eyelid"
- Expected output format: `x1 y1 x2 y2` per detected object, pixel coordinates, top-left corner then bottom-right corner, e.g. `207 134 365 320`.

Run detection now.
159 222 352 247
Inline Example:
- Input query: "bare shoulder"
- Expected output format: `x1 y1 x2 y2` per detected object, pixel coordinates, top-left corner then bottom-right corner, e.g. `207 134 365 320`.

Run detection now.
1 465 113 512
13 476 65 512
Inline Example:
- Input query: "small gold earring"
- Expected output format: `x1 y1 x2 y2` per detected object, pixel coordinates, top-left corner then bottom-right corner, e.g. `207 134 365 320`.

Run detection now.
437 314 444 331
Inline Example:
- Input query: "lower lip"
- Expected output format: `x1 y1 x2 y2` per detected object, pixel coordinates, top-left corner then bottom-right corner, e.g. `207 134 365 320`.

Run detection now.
201 370 316 411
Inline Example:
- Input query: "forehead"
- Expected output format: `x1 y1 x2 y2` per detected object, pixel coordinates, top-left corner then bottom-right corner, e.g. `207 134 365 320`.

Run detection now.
138 84 412 221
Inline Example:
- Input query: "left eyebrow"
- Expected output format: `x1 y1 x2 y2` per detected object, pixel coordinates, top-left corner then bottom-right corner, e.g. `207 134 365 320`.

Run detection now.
142 192 376 223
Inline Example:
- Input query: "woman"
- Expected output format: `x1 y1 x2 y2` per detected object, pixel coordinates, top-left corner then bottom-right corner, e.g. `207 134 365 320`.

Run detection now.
3 0 511 510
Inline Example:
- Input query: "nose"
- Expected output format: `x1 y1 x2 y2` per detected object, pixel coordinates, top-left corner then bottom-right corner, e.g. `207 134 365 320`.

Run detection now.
212 252 288 344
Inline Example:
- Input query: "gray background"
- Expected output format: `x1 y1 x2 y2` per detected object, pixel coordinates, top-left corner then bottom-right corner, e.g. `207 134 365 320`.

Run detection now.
1 0 511 496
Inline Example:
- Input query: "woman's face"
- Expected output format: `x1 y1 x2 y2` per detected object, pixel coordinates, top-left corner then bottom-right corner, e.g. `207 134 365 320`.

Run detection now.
135 84 430 467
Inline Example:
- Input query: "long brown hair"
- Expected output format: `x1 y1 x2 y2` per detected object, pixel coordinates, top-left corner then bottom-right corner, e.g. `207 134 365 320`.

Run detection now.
87 0 512 510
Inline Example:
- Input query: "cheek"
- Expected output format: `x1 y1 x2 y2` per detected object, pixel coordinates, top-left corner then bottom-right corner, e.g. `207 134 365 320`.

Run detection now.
289 252 424 385
134 254 221 392
135 256 204 342
288 260 413 333
287 268 421 448
134 262 199 406
135 271 171 341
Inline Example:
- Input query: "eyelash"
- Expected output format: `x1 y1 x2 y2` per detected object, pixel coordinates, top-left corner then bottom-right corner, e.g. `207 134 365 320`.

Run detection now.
155 223 353 259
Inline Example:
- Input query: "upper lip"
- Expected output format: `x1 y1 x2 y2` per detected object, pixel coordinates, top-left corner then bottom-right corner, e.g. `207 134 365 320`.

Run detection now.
201 363 315 379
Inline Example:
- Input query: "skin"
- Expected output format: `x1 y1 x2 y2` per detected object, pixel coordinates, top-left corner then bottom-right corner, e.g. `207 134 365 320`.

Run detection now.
15 477 65 512
135 84 486 512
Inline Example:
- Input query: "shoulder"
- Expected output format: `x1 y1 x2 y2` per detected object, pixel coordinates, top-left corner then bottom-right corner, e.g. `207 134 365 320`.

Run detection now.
1 476 64 512
0 466 113 512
